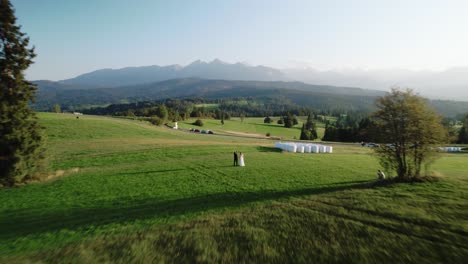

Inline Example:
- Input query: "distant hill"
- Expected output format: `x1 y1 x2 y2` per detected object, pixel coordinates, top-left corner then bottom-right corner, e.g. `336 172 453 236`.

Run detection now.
61 59 287 87
34 78 384 112
33 78 468 117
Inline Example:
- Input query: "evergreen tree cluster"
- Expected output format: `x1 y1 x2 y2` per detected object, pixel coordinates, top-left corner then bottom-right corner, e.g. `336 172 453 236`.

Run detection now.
282 113 298 128
321 114 382 143
458 113 468 144
300 114 318 140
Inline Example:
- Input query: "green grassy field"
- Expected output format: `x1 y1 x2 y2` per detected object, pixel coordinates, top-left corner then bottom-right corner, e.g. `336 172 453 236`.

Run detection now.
193 103 219 110
176 116 326 140
1 113 467 263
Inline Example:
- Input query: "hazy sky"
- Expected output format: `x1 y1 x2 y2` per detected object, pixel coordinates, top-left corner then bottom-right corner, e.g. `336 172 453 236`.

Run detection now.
11 0 468 80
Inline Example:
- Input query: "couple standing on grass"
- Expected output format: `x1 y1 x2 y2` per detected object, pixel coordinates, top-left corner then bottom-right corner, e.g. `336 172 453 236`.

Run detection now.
233 151 245 167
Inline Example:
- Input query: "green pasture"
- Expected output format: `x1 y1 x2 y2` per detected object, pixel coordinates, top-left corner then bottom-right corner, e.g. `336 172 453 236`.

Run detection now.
0 113 467 263
176 116 325 140
194 103 219 110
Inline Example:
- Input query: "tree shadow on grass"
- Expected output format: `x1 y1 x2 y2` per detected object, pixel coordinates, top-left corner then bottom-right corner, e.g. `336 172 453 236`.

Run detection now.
0 181 373 240
113 169 188 176
322 180 372 186
256 146 282 153
255 123 301 130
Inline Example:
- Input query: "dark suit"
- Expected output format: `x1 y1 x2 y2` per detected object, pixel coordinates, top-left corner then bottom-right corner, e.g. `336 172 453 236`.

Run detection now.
233 152 238 166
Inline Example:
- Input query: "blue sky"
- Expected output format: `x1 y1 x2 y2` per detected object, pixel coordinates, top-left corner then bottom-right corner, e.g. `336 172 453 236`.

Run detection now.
11 0 468 80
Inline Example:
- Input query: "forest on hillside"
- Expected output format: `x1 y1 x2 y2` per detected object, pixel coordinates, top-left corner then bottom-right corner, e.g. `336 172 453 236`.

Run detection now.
34 79 468 117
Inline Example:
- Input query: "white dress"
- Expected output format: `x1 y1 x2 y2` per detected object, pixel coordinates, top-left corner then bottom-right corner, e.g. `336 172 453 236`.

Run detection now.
239 154 245 167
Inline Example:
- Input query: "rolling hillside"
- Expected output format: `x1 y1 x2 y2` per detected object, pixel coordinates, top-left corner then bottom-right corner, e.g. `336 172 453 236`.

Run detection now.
1 113 467 262
34 78 383 110
34 78 468 117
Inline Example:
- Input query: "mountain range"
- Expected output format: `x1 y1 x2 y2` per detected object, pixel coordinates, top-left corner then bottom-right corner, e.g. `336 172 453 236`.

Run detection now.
54 59 468 101
32 59 468 117
61 59 286 87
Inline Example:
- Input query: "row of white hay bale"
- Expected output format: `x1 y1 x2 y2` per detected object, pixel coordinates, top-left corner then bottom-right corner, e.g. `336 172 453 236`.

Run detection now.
439 147 463 152
274 142 333 153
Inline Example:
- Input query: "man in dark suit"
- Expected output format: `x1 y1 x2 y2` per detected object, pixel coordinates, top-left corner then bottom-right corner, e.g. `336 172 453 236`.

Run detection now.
233 151 238 166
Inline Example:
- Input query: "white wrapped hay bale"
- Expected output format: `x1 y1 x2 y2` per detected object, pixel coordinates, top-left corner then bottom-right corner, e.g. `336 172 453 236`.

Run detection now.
298 145 305 153
319 145 326 153
274 142 333 154
311 145 319 153
291 144 297 152
447 147 461 152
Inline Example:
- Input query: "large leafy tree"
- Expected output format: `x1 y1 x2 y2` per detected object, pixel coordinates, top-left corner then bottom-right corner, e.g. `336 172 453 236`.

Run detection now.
372 89 446 179
0 0 44 186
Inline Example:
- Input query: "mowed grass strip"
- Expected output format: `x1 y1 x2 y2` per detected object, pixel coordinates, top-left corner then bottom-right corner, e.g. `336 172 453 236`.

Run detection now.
0 113 467 262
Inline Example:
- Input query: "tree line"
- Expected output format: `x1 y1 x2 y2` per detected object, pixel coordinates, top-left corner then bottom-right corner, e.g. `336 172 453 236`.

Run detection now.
82 98 318 121
322 109 468 144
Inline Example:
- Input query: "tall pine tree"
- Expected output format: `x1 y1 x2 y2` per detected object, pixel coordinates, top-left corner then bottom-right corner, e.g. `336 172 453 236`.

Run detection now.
457 113 468 144
300 114 318 140
0 0 45 186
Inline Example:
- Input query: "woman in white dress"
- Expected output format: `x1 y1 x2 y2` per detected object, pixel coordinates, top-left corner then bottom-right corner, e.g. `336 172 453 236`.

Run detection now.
239 152 245 167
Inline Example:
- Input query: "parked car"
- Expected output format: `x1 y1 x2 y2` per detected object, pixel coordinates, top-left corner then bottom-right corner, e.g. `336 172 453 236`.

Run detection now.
208 130 214 134
365 143 380 147
194 129 200 133
201 130 207 134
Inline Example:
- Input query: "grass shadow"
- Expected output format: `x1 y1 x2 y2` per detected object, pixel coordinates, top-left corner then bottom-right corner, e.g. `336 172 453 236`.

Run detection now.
113 169 187 176
255 123 301 130
0 181 374 240
256 146 282 153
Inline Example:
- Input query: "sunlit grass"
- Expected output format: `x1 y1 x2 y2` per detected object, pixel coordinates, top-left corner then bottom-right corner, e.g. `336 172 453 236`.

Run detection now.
1 113 466 262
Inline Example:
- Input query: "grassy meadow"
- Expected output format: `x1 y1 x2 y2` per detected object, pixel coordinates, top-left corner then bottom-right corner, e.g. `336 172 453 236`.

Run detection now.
176 116 326 140
0 113 467 263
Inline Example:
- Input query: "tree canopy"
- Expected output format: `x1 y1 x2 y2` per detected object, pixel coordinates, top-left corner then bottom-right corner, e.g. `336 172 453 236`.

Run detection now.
372 89 446 179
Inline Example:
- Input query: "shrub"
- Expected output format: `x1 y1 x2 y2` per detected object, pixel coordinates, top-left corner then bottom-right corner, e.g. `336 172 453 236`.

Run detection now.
264 117 272 123
277 119 284 125
193 119 204 127
292 115 298 125
266 132 271 137
150 116 163 126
